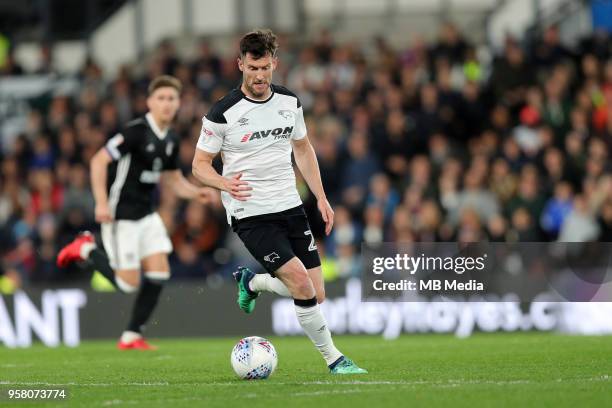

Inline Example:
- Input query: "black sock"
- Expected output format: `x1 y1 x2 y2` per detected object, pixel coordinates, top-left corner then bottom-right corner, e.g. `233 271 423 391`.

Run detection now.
127 278 164 333
89 248 118 288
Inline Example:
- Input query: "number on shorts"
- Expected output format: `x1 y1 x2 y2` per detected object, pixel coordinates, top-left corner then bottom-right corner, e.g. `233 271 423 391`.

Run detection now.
304 230 317 251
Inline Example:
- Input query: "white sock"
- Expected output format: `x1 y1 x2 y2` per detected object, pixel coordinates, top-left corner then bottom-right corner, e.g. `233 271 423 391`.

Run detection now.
249 274 291 297
120 330 142 343
80 242 96 259
295 302 343 366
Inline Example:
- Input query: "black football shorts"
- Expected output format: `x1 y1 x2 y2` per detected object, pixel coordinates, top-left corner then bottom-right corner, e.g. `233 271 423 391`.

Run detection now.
231 205 321 275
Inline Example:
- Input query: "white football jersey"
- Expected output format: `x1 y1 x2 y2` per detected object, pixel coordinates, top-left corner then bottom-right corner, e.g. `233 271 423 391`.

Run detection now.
196 85 307 224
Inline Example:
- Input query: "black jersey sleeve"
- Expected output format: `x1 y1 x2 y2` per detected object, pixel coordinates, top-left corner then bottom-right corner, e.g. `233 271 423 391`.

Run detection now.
105 124 141 160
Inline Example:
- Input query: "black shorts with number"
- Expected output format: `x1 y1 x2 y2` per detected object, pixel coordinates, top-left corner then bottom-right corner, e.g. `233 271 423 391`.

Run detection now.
231 205 321 275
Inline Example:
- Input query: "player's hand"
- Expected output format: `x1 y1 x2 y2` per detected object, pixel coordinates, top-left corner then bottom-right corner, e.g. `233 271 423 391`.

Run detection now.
317 197 334 236
224 173 252 201
195 187 218 205
95 202 112 223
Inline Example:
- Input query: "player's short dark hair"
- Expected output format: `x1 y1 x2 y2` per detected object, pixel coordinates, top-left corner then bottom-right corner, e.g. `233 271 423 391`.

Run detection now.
148 75 182 95
239 29 278 59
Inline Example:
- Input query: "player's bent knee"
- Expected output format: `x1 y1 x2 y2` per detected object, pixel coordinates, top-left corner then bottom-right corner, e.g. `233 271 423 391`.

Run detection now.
115 270 140 293
115 275 139 293
294 276 315 299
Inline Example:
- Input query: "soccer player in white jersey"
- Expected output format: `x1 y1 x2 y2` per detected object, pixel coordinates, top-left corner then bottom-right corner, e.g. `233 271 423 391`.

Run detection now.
192 29 367 374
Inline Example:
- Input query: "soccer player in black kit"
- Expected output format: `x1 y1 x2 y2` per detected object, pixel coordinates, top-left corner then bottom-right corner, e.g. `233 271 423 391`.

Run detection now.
57 76 211 350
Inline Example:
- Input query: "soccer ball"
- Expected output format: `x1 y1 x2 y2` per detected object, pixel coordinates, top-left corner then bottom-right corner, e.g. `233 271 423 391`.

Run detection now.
230 336 278 380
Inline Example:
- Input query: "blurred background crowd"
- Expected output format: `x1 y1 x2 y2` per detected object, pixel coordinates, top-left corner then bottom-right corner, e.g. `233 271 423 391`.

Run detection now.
1 6 612 288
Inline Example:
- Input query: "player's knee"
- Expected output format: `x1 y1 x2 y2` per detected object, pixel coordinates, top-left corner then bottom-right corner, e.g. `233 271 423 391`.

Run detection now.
292 272 314 298
115 275 140 293
115 270 140 293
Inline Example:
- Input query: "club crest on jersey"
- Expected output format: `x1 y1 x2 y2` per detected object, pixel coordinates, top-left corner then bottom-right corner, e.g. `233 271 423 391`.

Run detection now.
240 126 294 143
278 110 294 119
146 143 155 152
238 117 249 126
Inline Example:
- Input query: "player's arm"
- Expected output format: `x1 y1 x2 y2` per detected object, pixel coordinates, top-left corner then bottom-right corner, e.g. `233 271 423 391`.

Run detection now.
92 130 138 222
90 148 113 223
292 135 334 235
192 150 251 201
162 169 215 204
192 116 252 201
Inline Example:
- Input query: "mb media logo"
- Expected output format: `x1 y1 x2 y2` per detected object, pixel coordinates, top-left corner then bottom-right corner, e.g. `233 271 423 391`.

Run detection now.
240 126 294 143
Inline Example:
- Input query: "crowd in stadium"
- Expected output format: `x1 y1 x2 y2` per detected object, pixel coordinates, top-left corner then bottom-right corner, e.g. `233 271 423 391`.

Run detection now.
1 23 612 286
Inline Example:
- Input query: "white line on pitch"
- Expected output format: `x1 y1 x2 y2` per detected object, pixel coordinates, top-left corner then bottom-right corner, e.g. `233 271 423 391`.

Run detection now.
0 381 169 387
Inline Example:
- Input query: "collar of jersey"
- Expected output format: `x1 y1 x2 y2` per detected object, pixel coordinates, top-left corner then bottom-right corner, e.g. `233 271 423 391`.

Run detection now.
145 112 169 139
239 86 275 104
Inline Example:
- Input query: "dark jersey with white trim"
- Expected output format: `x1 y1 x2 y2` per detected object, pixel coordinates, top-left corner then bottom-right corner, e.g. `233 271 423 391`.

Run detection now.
104 114 180 220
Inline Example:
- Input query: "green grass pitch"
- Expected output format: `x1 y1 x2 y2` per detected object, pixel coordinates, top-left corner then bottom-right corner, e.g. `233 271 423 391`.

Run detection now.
1 333 611 407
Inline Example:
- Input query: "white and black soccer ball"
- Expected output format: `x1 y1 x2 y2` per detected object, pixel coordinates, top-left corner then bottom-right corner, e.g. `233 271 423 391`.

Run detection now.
231 336 278 380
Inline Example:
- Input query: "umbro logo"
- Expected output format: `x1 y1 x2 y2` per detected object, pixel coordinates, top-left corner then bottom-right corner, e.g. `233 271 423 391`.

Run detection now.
263 252 280 263
278 110 293 119
238 117 249 126
146 143 155 152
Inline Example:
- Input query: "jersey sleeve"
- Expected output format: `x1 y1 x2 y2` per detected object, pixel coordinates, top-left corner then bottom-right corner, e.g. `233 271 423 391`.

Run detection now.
105 127 140 160
292 106 307 140
196 116 227 154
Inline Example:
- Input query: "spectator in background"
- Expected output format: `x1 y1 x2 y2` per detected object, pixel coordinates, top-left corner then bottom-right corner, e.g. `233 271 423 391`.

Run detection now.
340 130 380 212
362 205 385 245
509 207 540 241
429 22 470 66
541 181 574 239
59 164 95 239
558 194 600 242
448 169 500 227
171 201 223 278
366 173 399 224
328 205 361 256
490 38 533 109
531 25 573 69
506 165 546 219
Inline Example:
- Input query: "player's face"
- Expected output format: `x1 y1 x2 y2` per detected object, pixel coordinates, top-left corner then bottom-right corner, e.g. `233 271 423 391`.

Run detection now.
238 52 277 98
147 87 180 124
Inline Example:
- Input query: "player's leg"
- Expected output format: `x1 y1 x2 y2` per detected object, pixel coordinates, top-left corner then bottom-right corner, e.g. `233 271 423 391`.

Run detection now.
287 207 325 303
307 265 325 304
236 268 291 297
57 224 140 294
282 207 364 373
274 257 366 374
128 253 169 335
232 220 295 312
118 213 173 350
118 252 169 350
100 221 143 293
